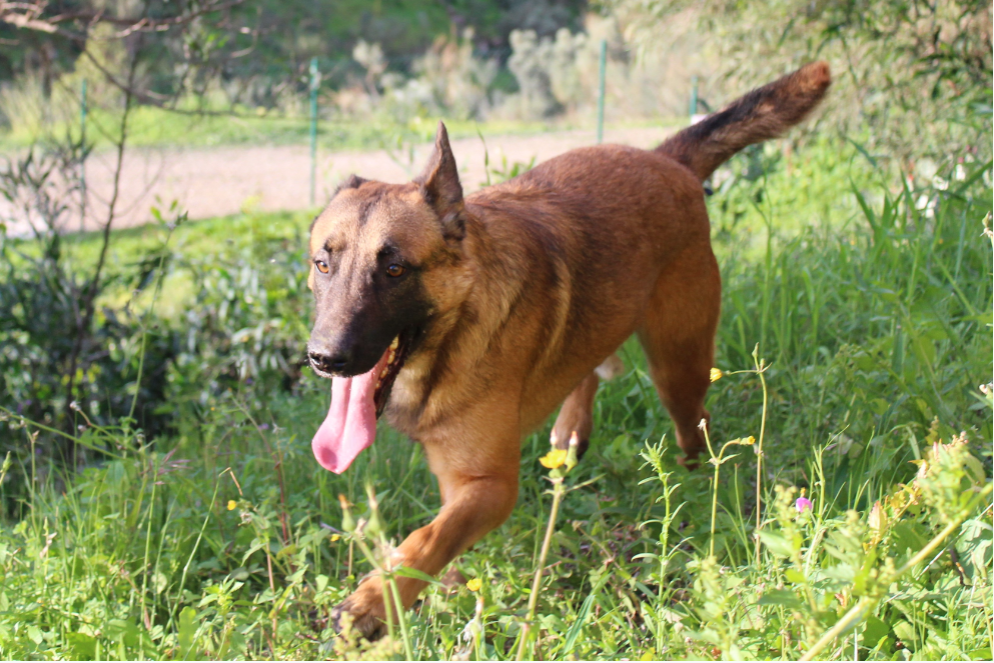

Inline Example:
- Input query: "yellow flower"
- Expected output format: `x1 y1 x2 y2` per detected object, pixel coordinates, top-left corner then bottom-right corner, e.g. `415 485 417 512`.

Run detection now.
466 578 482 592
539 448 568 469
709 368 723 382
226 500 237 511
330 533 341 542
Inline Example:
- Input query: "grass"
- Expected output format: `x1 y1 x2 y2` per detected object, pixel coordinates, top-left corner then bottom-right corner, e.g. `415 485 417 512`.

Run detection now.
0 137 991 660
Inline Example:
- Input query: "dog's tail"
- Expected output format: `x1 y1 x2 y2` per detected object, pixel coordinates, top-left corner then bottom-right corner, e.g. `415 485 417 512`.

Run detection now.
657 62 831 182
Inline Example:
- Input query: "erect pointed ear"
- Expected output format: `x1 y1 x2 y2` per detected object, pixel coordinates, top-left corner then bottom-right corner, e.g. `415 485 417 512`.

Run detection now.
334 174 367 195
415 122 465 241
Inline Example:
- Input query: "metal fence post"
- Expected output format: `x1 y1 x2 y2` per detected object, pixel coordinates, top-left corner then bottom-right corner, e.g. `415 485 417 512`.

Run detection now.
690 75 699 119
80 78 87 232
309 57 319 207
596 39 607 144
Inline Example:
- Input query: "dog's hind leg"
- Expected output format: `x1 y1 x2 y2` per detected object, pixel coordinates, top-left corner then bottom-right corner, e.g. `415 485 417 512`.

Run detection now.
637 242 721 464
551 354 625 458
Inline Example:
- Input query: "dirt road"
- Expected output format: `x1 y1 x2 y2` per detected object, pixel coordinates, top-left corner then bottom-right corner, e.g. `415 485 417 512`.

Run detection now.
6 126 674 236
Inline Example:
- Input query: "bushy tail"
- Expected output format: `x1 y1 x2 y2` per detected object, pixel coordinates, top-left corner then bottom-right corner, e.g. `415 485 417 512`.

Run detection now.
657 62 831 181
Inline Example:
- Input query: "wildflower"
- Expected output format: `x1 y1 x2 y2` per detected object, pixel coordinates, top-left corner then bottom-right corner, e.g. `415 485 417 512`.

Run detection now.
795 496 812 513
330 533 341 542
539 448 567 469
466 578 482 592
709 368 723 382
227 500 237 511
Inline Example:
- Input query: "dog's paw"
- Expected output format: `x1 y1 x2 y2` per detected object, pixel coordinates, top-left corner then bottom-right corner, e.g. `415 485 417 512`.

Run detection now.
595 353 625 381
551 428 590 459
330 582 388 641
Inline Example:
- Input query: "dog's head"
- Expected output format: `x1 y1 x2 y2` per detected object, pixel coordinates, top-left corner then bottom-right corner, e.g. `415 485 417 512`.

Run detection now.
306 123 469 472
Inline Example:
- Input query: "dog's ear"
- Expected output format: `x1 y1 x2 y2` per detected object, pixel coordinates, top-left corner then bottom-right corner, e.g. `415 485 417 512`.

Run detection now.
334 174 366 195
416 122 465 241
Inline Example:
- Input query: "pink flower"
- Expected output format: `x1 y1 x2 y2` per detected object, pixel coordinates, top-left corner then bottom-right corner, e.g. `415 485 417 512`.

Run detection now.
795 496 813 513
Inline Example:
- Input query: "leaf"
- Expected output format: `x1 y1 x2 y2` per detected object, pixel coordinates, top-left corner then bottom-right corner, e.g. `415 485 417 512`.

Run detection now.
861 615 891 650
890 522 928 557
892 621 920 645
66 632 97 660
784 568 807 584
562 574 609 655
105 619 140 648
758 589 805 611
956 518 994 578
392 565 443 586
759 530 796 558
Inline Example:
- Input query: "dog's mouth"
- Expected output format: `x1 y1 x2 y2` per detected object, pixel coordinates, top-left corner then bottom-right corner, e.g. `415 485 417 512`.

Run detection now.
372 330 414 417
311 327 418 474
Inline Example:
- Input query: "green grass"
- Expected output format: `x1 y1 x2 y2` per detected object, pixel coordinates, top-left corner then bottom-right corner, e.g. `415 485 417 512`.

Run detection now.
0 138 991 660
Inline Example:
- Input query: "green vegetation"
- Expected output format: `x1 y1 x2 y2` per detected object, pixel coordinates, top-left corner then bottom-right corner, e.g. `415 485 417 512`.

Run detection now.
0 105 562 151
0 1 591 150
1 137 990 660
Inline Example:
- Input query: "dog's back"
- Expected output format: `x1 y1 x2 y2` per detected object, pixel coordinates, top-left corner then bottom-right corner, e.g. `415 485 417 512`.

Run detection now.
457 63 830 430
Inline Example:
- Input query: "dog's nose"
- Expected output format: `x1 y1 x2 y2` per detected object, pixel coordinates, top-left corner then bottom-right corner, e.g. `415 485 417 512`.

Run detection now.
309 350 350 374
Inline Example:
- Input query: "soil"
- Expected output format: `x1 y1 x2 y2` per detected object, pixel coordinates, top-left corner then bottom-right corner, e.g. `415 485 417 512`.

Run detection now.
5 126 674 236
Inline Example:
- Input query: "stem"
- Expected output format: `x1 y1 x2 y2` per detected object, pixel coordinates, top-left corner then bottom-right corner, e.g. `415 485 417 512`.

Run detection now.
350 533 409 648
128 228 174 423
140 468 157 631
386 574 414 660
702 425 720 559
753 347 769 564
799 482 993 661
63 36 142 461
516 477 565 661
167 474 221 633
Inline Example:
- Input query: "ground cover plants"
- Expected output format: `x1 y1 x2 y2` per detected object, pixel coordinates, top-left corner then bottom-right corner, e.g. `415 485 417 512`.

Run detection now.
0 132 990 660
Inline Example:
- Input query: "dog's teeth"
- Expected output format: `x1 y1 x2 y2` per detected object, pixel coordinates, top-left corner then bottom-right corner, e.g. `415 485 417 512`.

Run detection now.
389 336 400 350
387 349 396 364
375 379 382 389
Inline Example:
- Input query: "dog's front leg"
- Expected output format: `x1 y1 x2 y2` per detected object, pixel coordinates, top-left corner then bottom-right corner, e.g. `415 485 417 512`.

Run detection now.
334 434 519 639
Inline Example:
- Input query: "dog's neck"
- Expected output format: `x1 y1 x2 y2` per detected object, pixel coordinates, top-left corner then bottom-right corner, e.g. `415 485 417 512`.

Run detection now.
383 210 530 438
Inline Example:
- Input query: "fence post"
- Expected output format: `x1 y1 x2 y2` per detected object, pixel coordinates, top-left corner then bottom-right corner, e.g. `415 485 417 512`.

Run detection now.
309 57 319 207
80 78 87 233
596 39 607 144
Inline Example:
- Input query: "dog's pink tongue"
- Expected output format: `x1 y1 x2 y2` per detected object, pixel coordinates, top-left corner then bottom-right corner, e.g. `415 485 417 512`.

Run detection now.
312 352 389 473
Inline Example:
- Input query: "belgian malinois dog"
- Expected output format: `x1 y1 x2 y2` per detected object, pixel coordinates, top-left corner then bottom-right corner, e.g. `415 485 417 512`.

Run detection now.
306 62 830 636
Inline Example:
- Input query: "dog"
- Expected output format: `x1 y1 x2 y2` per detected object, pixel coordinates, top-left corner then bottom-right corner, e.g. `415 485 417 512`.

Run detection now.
305 61 830 636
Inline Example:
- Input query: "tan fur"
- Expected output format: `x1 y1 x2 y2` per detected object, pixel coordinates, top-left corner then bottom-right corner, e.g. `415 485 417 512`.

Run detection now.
306 63 830 637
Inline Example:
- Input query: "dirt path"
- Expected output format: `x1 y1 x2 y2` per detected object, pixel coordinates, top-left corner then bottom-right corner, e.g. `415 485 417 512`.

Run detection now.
6 126 674 236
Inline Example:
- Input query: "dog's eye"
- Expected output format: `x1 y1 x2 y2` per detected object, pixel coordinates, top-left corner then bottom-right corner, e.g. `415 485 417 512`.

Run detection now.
314 260 329 274
386 264 405 277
